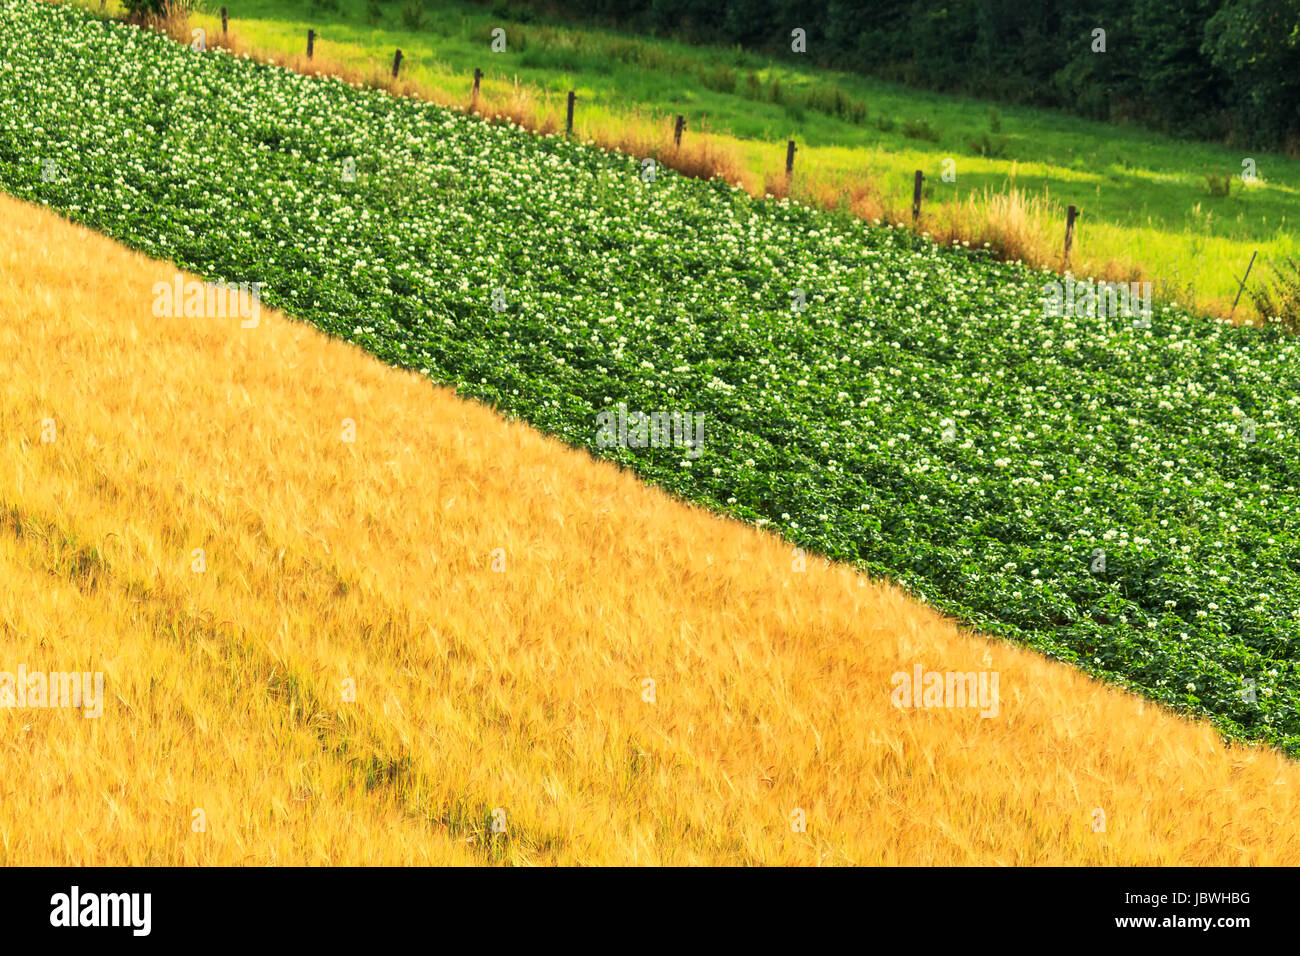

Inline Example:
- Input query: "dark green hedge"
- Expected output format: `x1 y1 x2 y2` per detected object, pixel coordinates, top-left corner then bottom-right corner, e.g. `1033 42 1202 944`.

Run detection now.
504 0 1300 150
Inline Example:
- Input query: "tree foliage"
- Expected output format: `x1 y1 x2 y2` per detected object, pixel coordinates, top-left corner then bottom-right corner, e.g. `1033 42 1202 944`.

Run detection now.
513 0 1300 149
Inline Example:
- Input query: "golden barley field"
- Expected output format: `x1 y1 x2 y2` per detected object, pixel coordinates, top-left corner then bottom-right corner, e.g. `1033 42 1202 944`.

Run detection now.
0 193 1296 865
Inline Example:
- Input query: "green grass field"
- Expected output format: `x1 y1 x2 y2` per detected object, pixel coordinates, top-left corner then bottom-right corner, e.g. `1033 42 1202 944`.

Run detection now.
121 0 1300 319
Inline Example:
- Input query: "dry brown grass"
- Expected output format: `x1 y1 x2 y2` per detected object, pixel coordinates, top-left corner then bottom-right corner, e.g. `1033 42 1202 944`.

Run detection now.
468 82 559 136
122 0 190 42
784 169 890 221
3 192 1300 865
592 112 747 187
930 188 1058 265
763 171 791 201
913 188 1150 291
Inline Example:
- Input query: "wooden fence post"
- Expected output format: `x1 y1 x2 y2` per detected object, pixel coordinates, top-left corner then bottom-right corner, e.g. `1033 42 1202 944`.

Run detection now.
673 114 685 149
785 140 796 178
1230 250 1259 317
221 6 228 36
1063 204 1079 270
566 91 576 135
392 49 402 79
912 170 924 223
307 29 315 60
